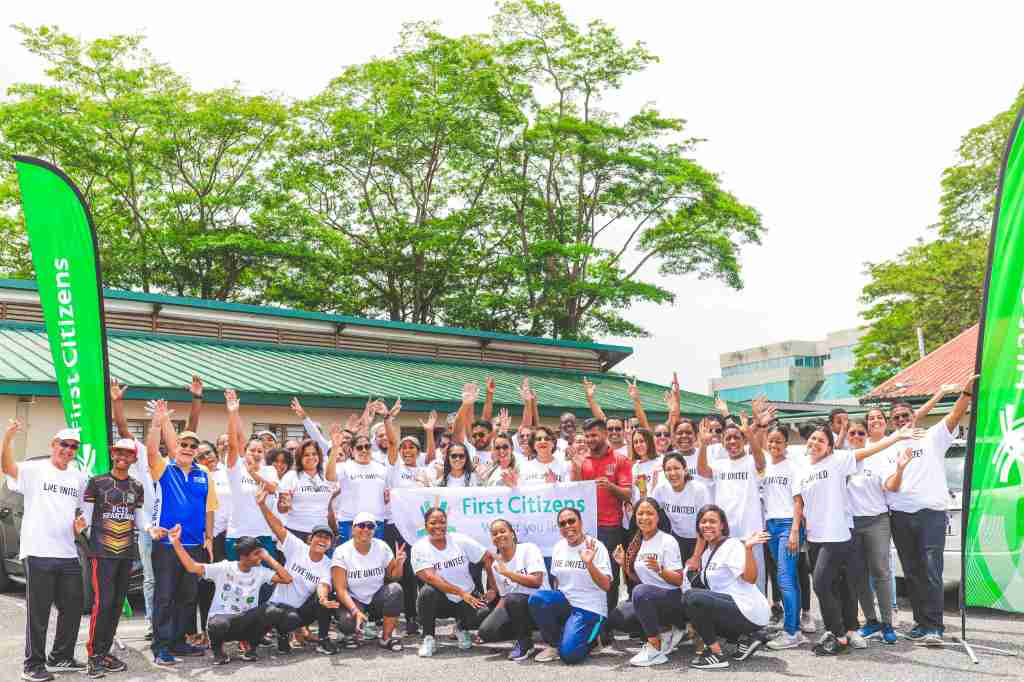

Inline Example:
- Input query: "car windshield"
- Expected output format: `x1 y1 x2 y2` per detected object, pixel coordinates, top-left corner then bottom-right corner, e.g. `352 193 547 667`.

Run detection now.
945 446 966 493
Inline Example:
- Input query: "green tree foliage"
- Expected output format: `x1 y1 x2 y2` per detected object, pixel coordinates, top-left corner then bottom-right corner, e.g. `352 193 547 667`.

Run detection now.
850 86 1024 394
0 5 764 339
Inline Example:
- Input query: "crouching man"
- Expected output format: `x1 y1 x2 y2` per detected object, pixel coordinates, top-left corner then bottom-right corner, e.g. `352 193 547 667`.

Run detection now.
254 488 338 655
166 524 291 664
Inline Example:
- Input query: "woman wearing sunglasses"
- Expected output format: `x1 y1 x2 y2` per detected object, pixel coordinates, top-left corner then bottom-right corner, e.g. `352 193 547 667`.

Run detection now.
609 498 687 667
332 511 406 651
476 519 549 660
327 418 389 544
412 507 496 657
519 426 570 485
434 442 479 487
527 507 612 664
484 433 519 487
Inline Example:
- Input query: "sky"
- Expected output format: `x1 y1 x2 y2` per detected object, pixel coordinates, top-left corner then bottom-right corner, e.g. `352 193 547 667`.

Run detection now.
1 1 1020 393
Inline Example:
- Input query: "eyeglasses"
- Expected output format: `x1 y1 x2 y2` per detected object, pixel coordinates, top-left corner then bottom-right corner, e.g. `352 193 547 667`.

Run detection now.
354 522 375 530
558 517 578 528
892 413 913 421
710 428 723 434
493 444 511 451
848 431 867 437
655 432 670 438
534 436 552 442
59 440 80 451
354 444 371 452
449 453 467 460
472 431 489 439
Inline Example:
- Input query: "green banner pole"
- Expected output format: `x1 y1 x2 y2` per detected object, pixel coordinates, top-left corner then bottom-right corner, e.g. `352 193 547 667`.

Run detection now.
962 106 1024 617
13 156 112 475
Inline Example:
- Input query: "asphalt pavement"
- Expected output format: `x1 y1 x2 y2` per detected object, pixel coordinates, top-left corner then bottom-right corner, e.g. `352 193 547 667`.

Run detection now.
1 587 1021 681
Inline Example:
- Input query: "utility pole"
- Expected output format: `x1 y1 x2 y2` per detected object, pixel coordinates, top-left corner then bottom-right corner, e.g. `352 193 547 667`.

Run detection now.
916 327 926 359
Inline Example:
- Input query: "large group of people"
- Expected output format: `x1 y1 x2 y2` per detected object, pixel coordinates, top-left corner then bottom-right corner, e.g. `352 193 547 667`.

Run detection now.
1 371 974 680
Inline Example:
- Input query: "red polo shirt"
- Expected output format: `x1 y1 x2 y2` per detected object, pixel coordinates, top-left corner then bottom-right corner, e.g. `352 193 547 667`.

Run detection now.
579 448 632 527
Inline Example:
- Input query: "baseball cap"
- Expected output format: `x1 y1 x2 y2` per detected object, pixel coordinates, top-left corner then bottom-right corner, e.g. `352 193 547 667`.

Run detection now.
353 511 377 526
112 438 137 452
54 428 81 442
256 430 277 439
178 430 200 444
310 524 333 538
399 435 421 449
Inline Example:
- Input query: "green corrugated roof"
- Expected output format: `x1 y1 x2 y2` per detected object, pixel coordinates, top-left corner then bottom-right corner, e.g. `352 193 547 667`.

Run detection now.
0 323 732 418
0 279 632 363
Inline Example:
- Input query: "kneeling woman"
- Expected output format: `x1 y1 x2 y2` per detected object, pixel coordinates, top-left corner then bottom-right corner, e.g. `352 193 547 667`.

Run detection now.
477 519 549 660
683 505 771 670
331 512 405 651
528 507 612 665
610 498 687 667
412 507 497 657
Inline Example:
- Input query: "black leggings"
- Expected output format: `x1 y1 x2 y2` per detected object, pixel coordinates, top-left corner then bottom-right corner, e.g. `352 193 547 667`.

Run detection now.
264 593 333 638
207 606 268 649
682 589 760 644
799 550 812 612
809 540 860 636
196 532 226 632
477 593 534 642
337 583 404 634
609 584 685 638
384 523 418 621
416 585 489 637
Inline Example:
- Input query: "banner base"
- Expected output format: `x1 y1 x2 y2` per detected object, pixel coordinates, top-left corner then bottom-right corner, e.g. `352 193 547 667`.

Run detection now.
946 637 1017 665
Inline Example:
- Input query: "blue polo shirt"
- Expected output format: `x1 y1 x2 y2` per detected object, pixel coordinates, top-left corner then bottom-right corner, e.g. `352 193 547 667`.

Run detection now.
152 458 218 547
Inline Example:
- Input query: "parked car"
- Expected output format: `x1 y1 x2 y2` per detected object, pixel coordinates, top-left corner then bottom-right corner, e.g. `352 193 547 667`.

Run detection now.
893 440 966 591
0 456 143 604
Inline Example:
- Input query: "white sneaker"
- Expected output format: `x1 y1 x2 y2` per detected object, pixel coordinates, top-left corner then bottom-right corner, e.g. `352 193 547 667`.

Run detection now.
660 626 685 654
800 611 817 634
846 630 868 649
766 630 807 650
361 622 379 639
456 629 472 650
629 642 668 667
534 645 560 662
418 635 436 658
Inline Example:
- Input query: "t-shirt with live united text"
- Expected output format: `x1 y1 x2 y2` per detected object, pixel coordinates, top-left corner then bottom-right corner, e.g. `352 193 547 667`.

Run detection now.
270 531 331 608
8 459 88 560
550 535 612 616
333 538 394 605
495 542 549 597
411 532 487 603
82 474 145 559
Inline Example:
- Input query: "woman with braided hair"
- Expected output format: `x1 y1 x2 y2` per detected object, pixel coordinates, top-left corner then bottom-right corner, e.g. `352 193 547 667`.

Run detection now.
608 497 687 667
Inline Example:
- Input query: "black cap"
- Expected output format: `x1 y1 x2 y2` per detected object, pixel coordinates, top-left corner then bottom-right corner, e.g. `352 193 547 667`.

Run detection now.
310 524 333 539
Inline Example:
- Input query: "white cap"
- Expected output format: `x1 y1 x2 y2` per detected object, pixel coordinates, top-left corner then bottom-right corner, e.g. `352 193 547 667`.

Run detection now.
54 428 81 443
112 438 137 452
353 511 377 526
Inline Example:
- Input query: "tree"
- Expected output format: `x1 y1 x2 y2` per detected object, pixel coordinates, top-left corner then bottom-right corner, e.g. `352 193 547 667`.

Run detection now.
0 25 295 300
850 86 1024 394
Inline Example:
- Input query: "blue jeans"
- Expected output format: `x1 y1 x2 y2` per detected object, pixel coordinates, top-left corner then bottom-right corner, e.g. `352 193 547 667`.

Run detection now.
891 509 946 631
766 518 803 635
138 531 155 623
528 590 604 665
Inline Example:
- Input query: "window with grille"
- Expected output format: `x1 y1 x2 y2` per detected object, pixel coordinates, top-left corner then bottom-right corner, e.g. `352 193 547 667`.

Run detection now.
252 423 306 444
112 419 186 442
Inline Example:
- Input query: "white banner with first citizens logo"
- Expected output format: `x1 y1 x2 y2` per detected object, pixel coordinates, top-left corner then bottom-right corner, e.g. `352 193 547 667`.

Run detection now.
390 482 598 555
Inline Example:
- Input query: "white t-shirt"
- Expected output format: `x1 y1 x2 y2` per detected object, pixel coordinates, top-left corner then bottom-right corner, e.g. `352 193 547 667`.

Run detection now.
279 470 335 532
631 458 663 503
633 530 683 590
227 459 279 538
709 450 764 536
519 457 570 485
204 560 275 616
683 449 716 486
485 465 519 487
127 441 159 531
464 440 492 468
652 479 711 539
211 468 232 537
271 531 331 607
797 450 857 543
883 421 956 513
411 532 487 603
700 537 770 626
495 542 549 597
550 536 612 616
761 457 800 521
9 459 88 560
434 471 480 487
387 462 433 490
332 537 394 605
847 456 890 518
332 459 387 521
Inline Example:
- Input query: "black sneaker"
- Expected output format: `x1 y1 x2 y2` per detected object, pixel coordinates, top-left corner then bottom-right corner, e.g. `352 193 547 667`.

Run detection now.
238 649 259 662
45 658 87 673
813 632 850 656
98 655 126 673
212 644 230 666
691 652 729 670
21 669 54 682
733 635 762 661
316 639 338 655
259 633 274 647
276 635 292 656
85 659 105 679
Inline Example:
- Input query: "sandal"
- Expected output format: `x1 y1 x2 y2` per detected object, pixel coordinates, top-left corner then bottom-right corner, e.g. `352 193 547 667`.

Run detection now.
379 637 403 652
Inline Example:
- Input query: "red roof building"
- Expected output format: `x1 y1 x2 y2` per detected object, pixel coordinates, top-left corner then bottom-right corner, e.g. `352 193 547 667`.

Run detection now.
864 324 978 402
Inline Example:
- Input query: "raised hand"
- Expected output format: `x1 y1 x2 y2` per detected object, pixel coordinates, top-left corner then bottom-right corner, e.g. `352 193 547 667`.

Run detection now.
612 544 625 566
344 414 361 433
224 389 240 413
544 468 558 484
4 417 23 440
110 379 127 402
461 383 479 404
714 396 729 417
419 410 438 431
371 400 389 417
187 374 204 398
896 447 913 470
519 377 532 403
580 537 597 565
254 486 269 507
151 399 172 423
167 524 183 544
697 418 714 447
744 530 770 548
389 398 402 418
290 397 306 419
395 542 407 565
485 377 496 394
500 468 518 488
626 377 640 401
758 406 778 427
498 408 512 434
582 377 597 399
896 426 927 441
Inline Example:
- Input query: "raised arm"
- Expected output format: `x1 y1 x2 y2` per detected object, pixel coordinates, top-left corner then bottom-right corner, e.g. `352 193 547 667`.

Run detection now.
943 376 977 434
291 397 331 455
419 411 437 465
482 377 495 423
254 487 288 543
186 374 204 433
582 378 607 421
518 378 535 428
853 425 925 461
627 379 650 430
741 532 769 584
224 389 243 469
2 418 22 479
384 399 401 466
696 419 713 479
111 380 132 440
258 546 292 584
915 385 950 425
666 372 681 434
325 425 343 483
453 383 478 444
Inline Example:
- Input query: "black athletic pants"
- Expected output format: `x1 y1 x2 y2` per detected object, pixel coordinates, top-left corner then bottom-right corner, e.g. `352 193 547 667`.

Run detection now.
416 585 489 637
23 556 83 672
265 593 333 637
86 557 132 659
207 606 269 650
